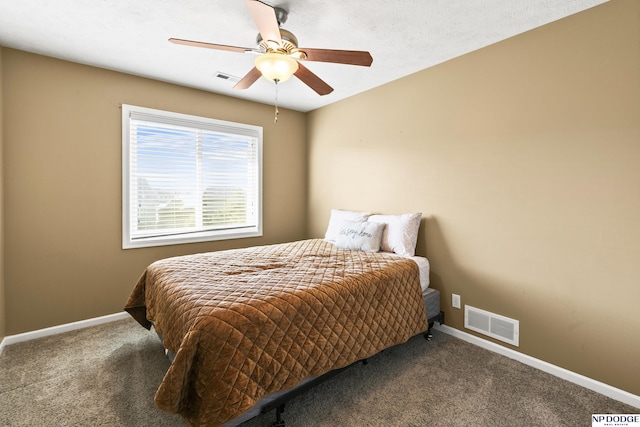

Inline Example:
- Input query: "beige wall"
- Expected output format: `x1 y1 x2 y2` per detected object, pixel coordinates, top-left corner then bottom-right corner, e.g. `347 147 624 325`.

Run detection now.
0 46 5 341
1 48 307 335
307 0 640 395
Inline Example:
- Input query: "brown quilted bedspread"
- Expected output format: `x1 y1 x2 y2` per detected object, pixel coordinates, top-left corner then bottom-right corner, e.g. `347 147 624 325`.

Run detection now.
125 239 427 426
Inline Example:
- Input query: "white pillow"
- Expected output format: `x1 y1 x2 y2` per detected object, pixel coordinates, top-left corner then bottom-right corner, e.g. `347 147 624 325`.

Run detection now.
367 213 422 257
334 220 386 252
324 209 371 242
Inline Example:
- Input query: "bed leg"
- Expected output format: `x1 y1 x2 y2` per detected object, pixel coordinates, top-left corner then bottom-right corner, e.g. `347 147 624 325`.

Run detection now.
424 311 445 341
424 321 434 341
271 404 286 427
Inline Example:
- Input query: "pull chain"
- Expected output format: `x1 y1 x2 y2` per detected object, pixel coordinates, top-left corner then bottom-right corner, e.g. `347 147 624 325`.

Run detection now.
274 79 280 123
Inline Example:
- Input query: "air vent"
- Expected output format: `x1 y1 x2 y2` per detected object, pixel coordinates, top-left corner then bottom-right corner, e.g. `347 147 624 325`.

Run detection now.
465 305 519 347
215 72 239 83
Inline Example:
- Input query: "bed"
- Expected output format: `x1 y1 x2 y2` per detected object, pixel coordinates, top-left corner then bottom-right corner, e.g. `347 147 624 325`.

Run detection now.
125 211 442 426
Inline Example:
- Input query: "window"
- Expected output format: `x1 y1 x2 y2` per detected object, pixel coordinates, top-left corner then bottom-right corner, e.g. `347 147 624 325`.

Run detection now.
122 105 262 249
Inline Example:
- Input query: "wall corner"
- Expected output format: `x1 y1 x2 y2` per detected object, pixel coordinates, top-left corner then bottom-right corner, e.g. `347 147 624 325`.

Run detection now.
0 45 6 342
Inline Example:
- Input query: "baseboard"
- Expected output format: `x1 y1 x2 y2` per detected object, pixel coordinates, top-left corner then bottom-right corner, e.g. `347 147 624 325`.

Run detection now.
0 312 130 357
434 324 640 409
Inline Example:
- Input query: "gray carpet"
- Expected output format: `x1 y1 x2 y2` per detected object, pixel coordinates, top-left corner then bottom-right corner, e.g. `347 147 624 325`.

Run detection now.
0 318 635 426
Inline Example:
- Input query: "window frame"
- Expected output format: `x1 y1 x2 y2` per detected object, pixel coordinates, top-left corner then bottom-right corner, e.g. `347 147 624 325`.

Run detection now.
122 104 263 249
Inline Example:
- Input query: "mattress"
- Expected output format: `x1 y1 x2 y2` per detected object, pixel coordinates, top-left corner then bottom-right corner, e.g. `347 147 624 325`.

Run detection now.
407 255 431 292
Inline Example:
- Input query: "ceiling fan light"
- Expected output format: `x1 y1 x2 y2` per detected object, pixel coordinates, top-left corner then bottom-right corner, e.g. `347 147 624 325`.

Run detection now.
255 53 299 83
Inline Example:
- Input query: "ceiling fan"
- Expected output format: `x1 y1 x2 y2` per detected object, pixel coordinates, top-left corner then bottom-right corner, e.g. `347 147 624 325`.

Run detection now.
169 0 373 96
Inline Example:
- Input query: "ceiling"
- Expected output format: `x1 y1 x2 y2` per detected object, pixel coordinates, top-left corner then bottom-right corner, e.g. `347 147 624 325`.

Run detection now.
0 0 607 112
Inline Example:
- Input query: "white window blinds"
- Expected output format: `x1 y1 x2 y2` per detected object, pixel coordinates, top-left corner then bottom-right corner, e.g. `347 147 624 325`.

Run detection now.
122 105 262 248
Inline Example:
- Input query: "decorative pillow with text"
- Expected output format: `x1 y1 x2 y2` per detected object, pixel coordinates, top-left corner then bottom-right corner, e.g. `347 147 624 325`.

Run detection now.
334 220 386 252
324 209 371 242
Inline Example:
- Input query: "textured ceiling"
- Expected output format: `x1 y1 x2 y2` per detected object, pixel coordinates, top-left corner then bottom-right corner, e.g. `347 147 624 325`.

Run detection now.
0 0 607 112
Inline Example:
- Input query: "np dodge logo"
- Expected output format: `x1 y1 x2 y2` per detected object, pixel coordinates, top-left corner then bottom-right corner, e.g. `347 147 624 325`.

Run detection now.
592 414 640 427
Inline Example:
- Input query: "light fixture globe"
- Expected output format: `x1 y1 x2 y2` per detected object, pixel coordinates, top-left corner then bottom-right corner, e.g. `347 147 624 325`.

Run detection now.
254 53 299 83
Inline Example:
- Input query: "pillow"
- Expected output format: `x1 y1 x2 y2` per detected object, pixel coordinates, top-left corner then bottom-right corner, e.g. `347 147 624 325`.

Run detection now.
324 209 371 242
367 213 422 257
334 220 386 252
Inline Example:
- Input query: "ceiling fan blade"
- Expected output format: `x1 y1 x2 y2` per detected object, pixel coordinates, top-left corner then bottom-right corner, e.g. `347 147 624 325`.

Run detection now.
245 0 282 48
294 62 333 96
297 48 373 67
233 67 263 90
169 38 254 54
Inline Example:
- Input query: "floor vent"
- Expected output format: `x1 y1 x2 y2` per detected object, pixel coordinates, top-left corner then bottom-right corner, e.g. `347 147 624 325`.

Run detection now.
464 305 519 347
